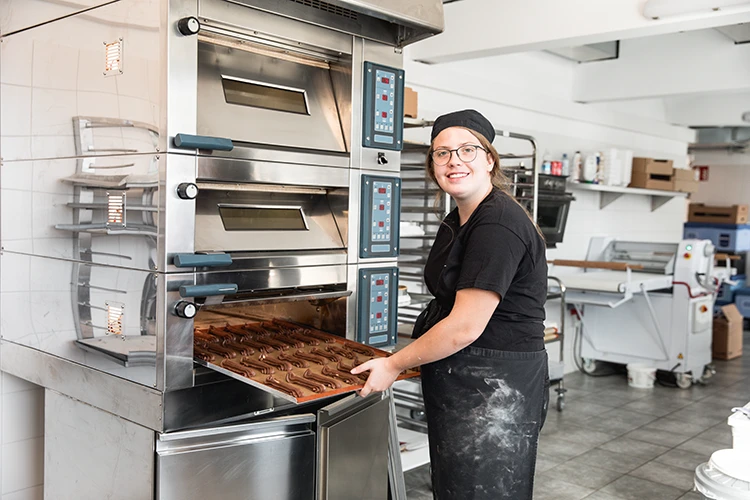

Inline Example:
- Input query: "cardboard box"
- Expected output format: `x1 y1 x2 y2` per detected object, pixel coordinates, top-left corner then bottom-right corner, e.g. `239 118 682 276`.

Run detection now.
688 204 749 224
713 304 743 360
404 86 418 119
629 157 674 190
672 168 698 193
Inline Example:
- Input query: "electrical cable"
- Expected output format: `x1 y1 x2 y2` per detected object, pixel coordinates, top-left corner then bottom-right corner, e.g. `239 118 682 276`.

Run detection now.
571 309 620 378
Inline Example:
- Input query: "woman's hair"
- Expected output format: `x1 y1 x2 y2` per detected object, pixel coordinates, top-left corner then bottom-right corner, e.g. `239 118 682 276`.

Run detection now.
425 126 545 240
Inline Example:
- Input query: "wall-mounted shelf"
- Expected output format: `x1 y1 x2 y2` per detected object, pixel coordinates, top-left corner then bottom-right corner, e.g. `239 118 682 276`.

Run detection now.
569 182 688 211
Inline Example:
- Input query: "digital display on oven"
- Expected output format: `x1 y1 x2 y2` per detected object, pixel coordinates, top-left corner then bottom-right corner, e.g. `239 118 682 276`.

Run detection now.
218 206 308 231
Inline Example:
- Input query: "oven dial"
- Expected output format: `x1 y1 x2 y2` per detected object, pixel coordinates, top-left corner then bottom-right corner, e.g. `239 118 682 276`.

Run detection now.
177 182 199 200
177 17 200 36
174 301 197 319
377 152 388 165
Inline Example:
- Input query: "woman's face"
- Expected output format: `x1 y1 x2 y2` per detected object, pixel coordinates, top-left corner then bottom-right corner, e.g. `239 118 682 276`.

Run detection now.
431 127 494 202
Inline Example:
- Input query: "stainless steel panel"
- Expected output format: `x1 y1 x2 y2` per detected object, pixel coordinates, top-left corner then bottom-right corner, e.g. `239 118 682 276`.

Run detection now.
193 143 351 168
0 0 162 161
177 264 349 293
0 252 161 387
336 0 444 39
194 187 346 253
196 38 351 153
0 0 116 37
45 390 156 500
165 0 198 154
162 372 297 431
1 341 163 430
196 156 350 186
159 152 198 274
157 415 315 500
198 0 353 57
318 393 390 500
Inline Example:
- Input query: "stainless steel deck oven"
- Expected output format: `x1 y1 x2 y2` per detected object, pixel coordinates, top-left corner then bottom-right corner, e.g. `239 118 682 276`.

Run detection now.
0 1 443 498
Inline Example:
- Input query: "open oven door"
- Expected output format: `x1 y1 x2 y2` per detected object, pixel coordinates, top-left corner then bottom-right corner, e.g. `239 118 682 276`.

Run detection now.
317 393 390 500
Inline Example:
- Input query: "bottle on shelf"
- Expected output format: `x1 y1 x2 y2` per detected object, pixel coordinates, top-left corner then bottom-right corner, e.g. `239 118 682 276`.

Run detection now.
582 153 597 183
561 153 569 177
571 151 582 182
541 151 552 175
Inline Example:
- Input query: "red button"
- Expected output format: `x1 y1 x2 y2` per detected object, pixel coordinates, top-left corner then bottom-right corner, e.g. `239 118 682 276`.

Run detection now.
382 77 390 84
382 95 388 101
376 313 382 319
378 188 386 194
376 279 384 285
379 204 384 210
381 112 387 118
377 296 382 302
378 221 384 227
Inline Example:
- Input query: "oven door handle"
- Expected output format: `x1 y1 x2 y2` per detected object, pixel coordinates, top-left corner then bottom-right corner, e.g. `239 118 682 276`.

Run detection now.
173 133 234 151
179 284 238 298
173 253 233 268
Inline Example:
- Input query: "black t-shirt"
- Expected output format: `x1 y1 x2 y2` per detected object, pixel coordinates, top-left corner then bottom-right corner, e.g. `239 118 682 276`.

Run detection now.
424 189 547 352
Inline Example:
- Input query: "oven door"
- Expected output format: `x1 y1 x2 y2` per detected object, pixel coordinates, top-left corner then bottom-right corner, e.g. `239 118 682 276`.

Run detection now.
537 193 574 248
197 37 352 153
317 393 390 500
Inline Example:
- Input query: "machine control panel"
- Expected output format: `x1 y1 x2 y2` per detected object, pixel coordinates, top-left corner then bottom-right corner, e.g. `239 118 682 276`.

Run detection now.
357 268 398 347
362 62 404 151
360 175 401 258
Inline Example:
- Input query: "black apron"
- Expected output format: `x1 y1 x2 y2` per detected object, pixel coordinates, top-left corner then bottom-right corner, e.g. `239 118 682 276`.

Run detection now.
413 300 549 500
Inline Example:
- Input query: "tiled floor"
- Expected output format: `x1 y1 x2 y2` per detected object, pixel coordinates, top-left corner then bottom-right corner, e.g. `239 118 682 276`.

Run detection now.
404 330 750 499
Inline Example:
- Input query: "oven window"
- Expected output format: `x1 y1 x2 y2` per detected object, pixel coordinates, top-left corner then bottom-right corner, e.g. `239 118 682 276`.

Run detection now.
218 206 308 231
537 205 562 230
221 76 309 115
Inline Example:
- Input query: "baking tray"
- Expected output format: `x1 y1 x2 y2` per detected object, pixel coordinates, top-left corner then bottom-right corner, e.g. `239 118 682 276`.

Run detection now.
194 319 419 403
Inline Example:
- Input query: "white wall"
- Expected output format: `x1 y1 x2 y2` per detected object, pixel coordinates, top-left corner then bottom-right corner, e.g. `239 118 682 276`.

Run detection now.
404 52 693 375
690 150 750 206
0 373 43 500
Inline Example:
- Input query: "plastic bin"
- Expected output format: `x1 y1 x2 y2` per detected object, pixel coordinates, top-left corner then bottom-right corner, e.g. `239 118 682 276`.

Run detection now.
735 289 750 318
683 223 750 252
717 275 747 305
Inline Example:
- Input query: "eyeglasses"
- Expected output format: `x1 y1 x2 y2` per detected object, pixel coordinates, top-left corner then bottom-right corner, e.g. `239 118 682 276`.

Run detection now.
430 145 486 166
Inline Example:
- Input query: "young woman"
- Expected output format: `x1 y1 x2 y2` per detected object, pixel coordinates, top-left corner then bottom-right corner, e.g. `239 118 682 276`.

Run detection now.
352 109 549 499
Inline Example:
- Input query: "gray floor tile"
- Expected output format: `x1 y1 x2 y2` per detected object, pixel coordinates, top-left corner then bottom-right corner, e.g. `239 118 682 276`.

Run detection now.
544 460 622 489
675 437 725 457
549 423 619 447
621 397 693 417
567 448 650 474
558 400 618 419
535 452 566 474
583 492 628 500
629 460 696 491
639 417 710 438
694 423 733 446
653 448 710 471
579 409 658 435
677 492 702 499
533 476 595 500
623 428 691 448
599 475 683 500
576 390 647 407
538 435 596 460
406 490 433 500
598 436 671 460
404 464 431 492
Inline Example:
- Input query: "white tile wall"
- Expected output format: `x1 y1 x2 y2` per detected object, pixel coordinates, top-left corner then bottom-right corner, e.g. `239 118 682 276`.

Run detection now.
0 371 44 499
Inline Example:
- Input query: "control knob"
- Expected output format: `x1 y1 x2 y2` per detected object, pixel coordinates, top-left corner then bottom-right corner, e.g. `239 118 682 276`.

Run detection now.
176 182 199 200
377 152 388 165
177 17 200 36
174 301 197 319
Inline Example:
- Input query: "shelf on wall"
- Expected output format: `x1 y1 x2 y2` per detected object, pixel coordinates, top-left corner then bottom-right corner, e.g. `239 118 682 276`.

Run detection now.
568 182 688 211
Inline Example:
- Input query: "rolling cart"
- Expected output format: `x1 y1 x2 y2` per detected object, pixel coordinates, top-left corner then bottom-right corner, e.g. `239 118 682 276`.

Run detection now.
547 276 568 411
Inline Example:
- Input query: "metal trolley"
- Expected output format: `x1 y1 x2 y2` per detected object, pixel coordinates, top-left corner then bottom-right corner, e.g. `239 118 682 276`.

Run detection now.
546 276 568 412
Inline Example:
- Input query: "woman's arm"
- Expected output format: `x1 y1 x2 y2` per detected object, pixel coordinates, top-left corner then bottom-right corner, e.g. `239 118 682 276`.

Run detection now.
352 287 500 397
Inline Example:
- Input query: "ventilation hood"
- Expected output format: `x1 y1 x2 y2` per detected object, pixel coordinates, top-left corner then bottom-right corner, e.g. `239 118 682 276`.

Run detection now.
689 127 750 151
244 0 445 47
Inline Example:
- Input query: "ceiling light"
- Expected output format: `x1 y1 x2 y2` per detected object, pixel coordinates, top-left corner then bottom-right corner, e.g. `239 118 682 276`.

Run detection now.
643 0 750 19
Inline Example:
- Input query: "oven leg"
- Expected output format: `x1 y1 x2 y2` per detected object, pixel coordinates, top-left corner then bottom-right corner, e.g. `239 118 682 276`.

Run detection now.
387 388 408 500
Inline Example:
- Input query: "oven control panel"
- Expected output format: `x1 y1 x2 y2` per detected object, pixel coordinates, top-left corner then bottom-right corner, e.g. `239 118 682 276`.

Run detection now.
360 175 401 258
362 62 404 151
357 268 398 347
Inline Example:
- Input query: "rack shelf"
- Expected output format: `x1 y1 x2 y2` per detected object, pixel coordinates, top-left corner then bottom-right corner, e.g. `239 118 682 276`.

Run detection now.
569 182 688 211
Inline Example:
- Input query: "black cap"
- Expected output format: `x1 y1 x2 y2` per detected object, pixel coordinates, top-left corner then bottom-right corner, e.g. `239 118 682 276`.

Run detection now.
430 109 495 143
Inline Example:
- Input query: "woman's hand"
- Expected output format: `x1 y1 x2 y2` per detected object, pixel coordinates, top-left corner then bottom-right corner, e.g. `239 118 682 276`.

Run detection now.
351 357 401 397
